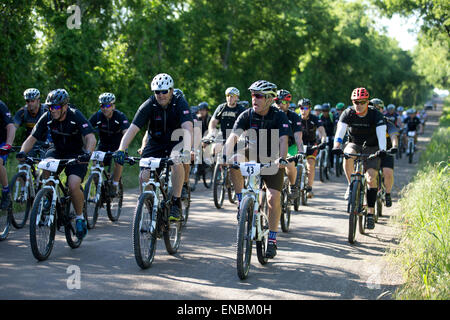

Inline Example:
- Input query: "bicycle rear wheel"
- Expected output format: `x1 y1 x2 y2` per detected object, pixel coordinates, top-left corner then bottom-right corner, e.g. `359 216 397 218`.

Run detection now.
213 164 225 209
236 196 254 280
202 164 213 188
84 173 100 229
348 180 360 244
10 173 32 229
0 197 11 241
64 199 83 249
29 188 56 261
133 193 157 269
181 185 190 228
107 180 123 222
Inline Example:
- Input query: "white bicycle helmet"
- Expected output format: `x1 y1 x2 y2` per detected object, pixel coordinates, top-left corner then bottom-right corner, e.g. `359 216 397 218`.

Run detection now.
98 92 116 104
248 80 277 97
24 88 40 100
225 87 240 96
151 73 174 91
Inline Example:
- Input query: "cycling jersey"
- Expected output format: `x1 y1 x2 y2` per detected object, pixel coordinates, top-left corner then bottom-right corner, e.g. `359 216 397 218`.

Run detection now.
88 110 129 151
196 114 211 137
32 107 94 156
232 105 290 160
339 106 386 147
0 100 14 143
132 94 193 149
403 116 421 132
14 104 48 137
384 112 399 127
284 109 302 147
300 114 323 145
212 102 246 139
319 114 335 137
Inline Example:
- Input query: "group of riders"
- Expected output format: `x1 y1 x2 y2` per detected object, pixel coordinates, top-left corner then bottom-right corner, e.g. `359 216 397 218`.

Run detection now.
0 73 425 260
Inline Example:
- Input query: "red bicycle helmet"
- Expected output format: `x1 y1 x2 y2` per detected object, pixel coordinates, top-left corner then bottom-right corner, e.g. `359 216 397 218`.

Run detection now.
351 87 369 100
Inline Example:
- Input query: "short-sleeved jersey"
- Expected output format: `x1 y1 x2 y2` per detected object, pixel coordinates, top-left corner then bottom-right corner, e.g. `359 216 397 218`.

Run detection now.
212 102 247 139
132 94 193 148
0 100 14 143
300 114 323 145
319 114 335 137
14 104 48 137
403 116 421 132
339 106 386 147
89 110 129 150
284 109 302 146
32 107 94 155
232 105 291 159
384 112 399 127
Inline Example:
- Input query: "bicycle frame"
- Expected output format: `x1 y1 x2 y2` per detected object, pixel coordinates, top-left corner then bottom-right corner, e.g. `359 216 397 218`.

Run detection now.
13 164 36 203
36 174 62 227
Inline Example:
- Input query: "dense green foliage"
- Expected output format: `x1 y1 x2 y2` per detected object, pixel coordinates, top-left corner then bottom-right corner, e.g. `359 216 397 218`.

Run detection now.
0 0 434 136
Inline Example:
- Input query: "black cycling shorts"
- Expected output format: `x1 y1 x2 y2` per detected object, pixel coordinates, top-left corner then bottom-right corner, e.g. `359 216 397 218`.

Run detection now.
381 154 394 169
44 148 88 181
343 143 380 171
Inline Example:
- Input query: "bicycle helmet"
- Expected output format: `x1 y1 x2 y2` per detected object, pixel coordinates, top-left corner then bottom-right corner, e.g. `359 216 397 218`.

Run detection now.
225 87 240 96
98 92 116 104
351 87 369 100
151 73 174 91
248 80 277 97
386 104 395 111
336 102 345 110
314 104 323 112
397 106 404 112
321 102 331 111
45 89 69 105
198 102 209 110
23 88 40 100
406 108 415 115
298 98 312 107
370 98 384 109
275 89 292 102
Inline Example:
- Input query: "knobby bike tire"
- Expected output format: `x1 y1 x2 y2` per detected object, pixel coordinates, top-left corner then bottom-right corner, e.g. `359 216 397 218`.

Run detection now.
0 195 12 241
163 195 182 255
64 199 83 249
181 184 190 228
133 192 157 269
280 181 291 233
213 164 225 209
358 181 367 235
202 165 213 189
107 179 123 222
84 173 100 229
348 180 360 244
256 191 269 266
293 166 301 211
236 196 254 280
10 172 32 229
29 188 56 261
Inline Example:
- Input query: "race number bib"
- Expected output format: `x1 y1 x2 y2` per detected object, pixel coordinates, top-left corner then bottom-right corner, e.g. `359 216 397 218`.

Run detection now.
239 162 260 177
37 159 60 172
139 157 162 169
90 151 106 161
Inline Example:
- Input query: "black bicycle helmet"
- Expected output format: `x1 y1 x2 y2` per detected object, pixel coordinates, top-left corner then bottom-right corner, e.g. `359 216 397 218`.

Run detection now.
298 98 312 107
45 89 69 106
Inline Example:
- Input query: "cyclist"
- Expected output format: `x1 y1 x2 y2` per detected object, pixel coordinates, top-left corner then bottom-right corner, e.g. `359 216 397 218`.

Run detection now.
384 104 400 128
197 102 211 137
224 80 290 259
88 93 130 196
17 89 96 239
332 88 387 230
298 98 327 198
114 73 194 221
312 104 322 116
402 108 422 148
319 102 335 169
370 98 398 207
0 99 16 209
14 88 49 158
274 89 304 200
336 102 346 121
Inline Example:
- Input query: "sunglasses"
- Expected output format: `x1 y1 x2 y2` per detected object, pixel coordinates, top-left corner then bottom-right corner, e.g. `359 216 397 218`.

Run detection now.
49 104 63 111
251 93 266 99
100 104 113 109
155 90 169 95
299 106 309 110
353 100 368 105
277 100 289 105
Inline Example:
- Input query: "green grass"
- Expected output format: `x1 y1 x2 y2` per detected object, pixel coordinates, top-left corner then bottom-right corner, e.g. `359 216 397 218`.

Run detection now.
389 98 450 300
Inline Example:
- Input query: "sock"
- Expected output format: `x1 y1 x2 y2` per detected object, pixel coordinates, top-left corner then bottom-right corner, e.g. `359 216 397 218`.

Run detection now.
2 185 9 193
366 188 378 208
268 231 277 244
236 193 242 202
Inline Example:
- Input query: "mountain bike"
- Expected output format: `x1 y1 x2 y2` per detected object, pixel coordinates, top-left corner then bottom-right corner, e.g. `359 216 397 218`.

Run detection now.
129 155 186 269
84 151 123 229
212 139 236 209
28 157 87 261
235 158 288 280
396 129 404 160
189 138 214 192
294 153 308 210
406 131 416 164
317 138 331 182
344 151 379 244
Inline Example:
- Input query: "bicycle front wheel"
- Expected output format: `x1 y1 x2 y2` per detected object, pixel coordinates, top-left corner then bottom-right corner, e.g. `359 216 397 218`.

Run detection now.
213 164 226 209
84 173 100 229
202 165 213 188
29 188 56 261
280 181 291 233
107 180 123 222
236 196 254 280
348 180 360 244
133 193 157 269
10 172 32 229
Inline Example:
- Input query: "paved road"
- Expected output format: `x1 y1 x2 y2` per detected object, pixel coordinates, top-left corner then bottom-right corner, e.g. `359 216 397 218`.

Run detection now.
0 106 442 300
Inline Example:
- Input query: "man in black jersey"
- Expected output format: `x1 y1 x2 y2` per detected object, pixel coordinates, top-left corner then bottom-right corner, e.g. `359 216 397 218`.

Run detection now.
0 100 16 209
18 89 96 239
224 80 290 259
333 88 387 230
275 89 304 200
89 93 129 195
115 73 193 222
14 88 49 157
402 108 422 148
298 98 327 198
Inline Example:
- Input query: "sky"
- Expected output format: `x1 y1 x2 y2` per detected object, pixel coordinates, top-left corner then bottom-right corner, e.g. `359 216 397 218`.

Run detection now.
375 13 422 52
